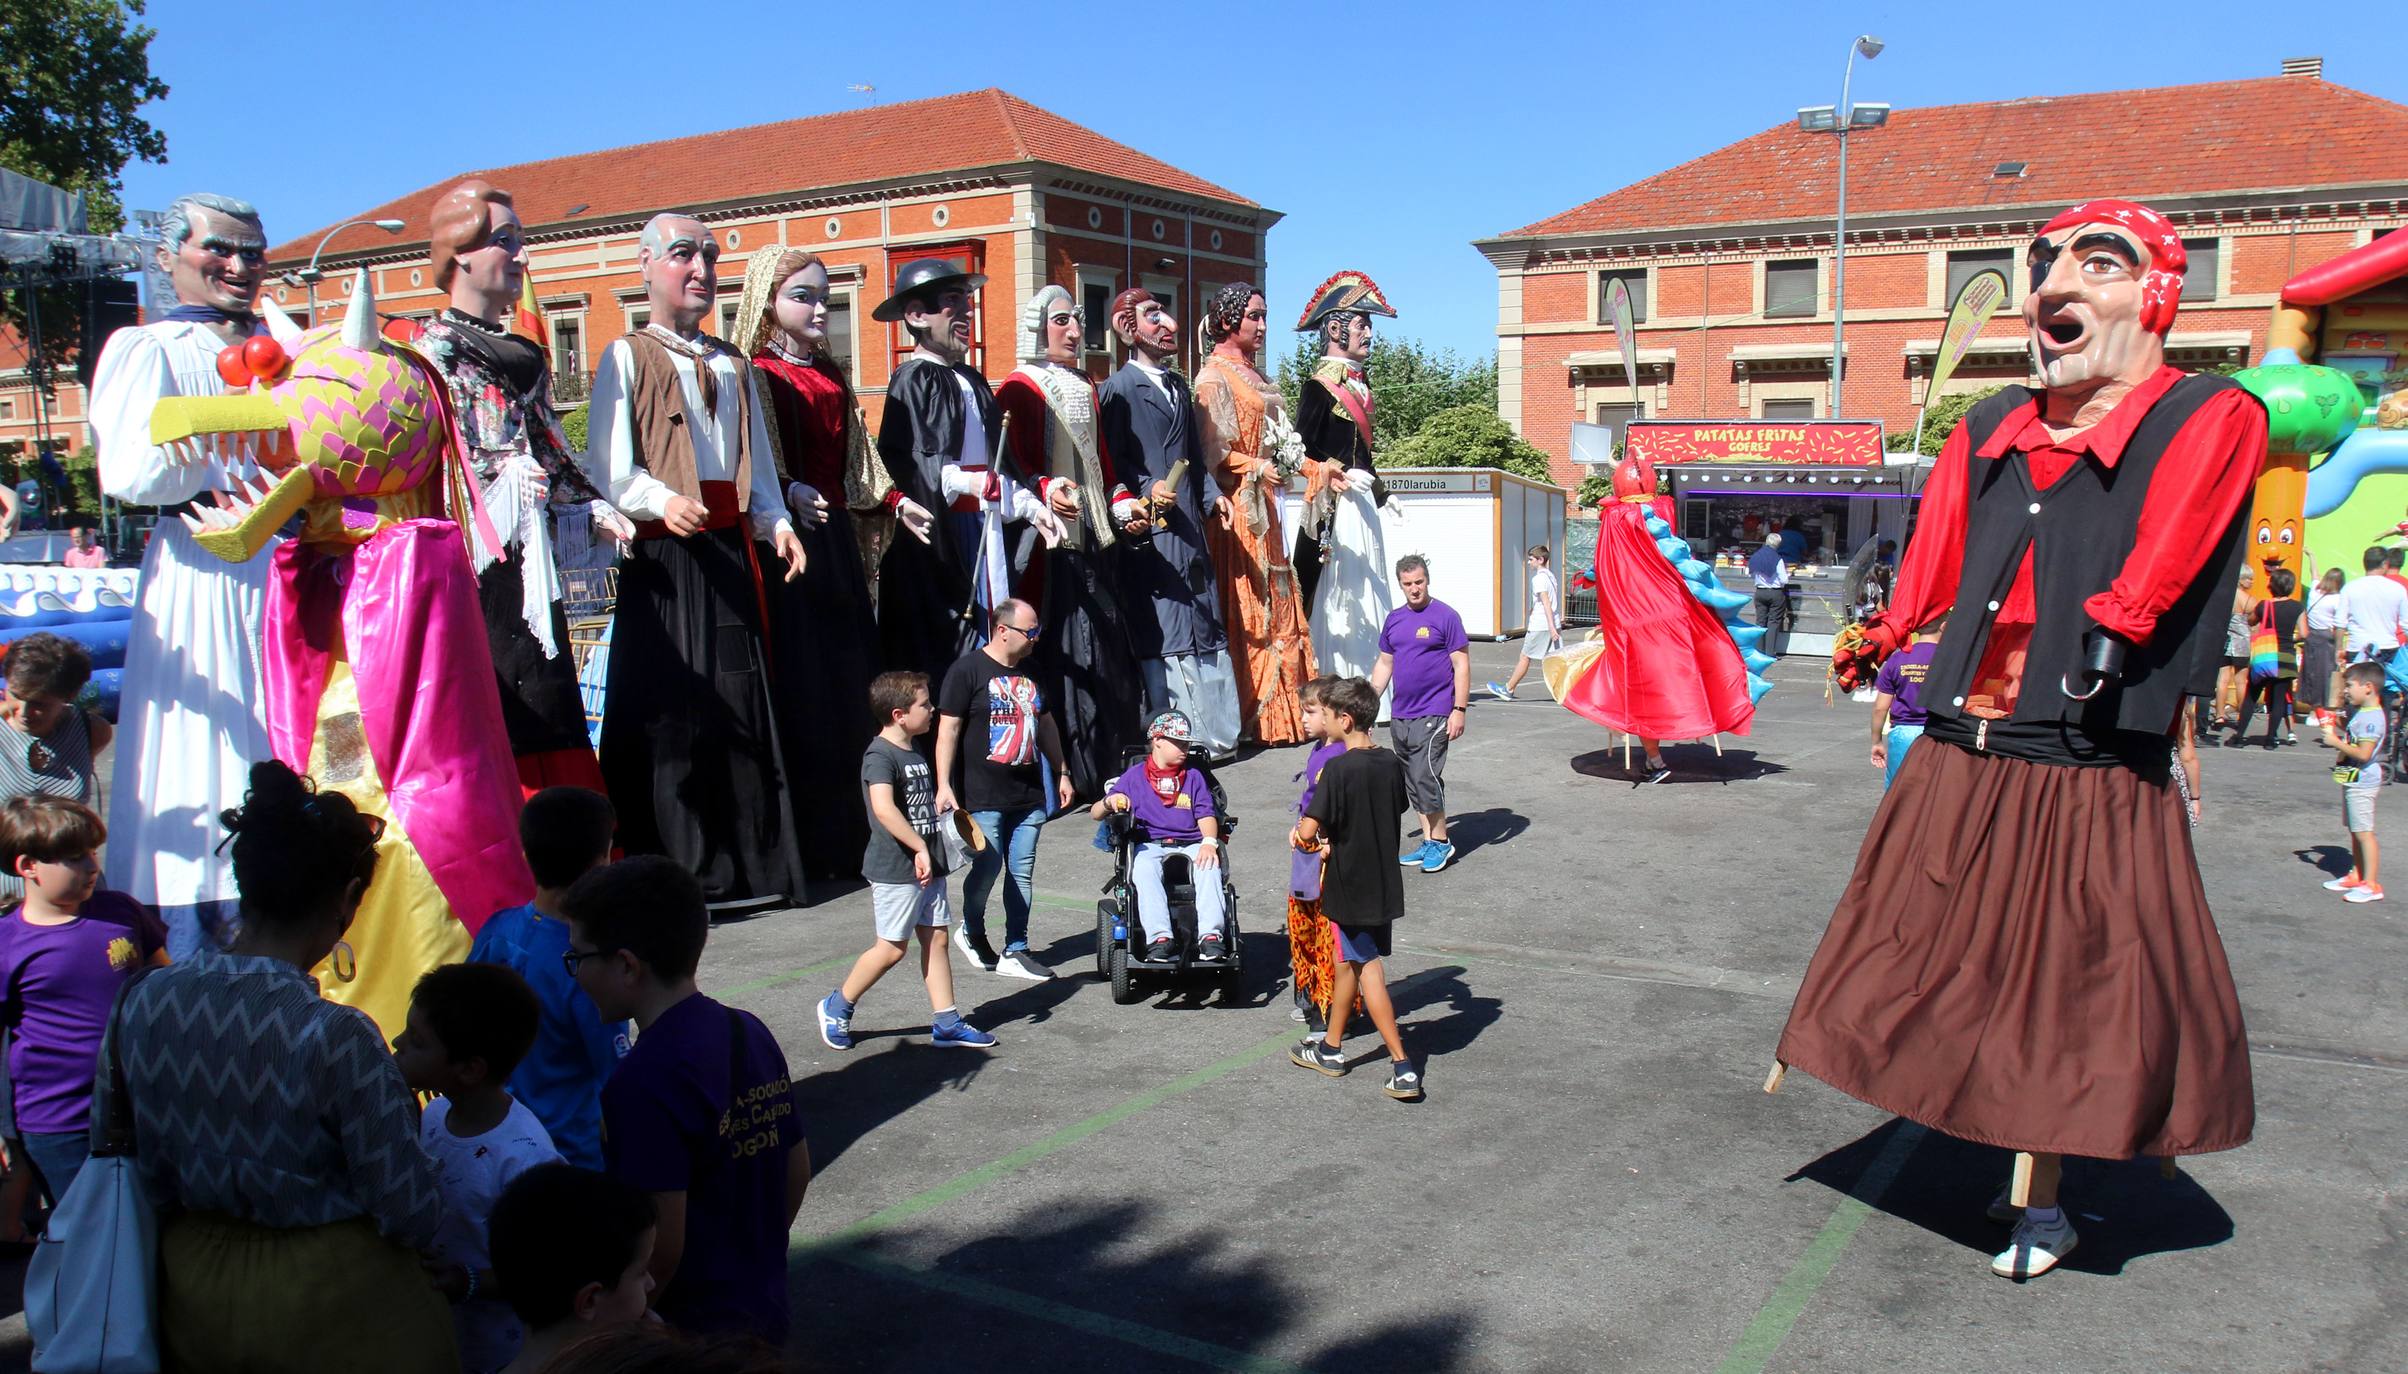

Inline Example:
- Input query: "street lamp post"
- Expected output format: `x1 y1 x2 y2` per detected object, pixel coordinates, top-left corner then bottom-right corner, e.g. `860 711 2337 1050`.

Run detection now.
1798 35 1886 418
298 217 406 323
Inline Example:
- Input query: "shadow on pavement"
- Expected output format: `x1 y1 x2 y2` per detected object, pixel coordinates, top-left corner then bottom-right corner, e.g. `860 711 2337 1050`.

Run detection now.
1569 745 1788 786
1388 966 1502 1065
1437 807 1528 860
1790 1118 2236 1277
2294 844 2351 878
794 1200 1479 1373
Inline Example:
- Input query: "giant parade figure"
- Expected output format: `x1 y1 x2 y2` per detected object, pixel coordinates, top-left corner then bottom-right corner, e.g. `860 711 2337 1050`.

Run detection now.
1099 288 1242 758
89 192 290 955
148 270 533 1037
996 285 1144 798
416 179 630 797
583 214 806 909
1195 282 1315 747
1292 272 1399 712
732 248 900 883
1774 199 2264 1280
873 259 1065 678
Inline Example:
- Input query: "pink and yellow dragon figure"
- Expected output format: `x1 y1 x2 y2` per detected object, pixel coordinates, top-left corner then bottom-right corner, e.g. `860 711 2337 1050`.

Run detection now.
148 269 533 1037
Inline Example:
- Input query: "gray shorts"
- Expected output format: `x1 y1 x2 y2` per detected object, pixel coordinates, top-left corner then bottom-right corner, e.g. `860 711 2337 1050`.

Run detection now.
2345 784 2379 834
871 878 950 941
1391 714 1450 814
1520 628 1561 662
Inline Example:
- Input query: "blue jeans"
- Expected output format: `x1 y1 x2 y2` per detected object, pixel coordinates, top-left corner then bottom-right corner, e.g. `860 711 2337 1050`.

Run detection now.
1131 841 1227 944
19 1130 89 1208
963 807 1044 952
1883 723 1925 790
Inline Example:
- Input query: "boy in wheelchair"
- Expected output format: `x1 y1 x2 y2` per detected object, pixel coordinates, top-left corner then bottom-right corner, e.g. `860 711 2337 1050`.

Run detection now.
1090 710 1228 963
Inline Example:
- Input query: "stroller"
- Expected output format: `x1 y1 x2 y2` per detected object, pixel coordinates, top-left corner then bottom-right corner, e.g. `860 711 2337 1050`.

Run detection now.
1092 753 1244 1005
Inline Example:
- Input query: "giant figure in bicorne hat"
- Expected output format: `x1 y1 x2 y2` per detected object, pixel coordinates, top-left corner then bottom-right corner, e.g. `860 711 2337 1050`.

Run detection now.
1772 198 2265 1280
872 258 1066 679
1291 271 1400 710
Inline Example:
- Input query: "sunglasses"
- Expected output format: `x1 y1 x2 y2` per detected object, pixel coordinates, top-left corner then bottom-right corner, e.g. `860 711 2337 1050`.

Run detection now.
212 797 387 854
1004 622 1041 641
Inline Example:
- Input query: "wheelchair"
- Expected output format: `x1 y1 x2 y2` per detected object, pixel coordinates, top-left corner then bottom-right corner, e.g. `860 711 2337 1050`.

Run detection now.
1092 759 1244 1005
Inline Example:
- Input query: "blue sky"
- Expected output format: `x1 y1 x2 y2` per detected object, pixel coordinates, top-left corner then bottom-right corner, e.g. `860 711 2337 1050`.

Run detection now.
121 0 2405 358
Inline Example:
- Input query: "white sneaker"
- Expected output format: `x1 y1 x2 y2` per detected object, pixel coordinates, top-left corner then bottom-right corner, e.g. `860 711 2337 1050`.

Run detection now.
1991 1212 2079 1279
2345 884 2387 904
951 923 996 971
993 950 1054 981
2321 875 2364 892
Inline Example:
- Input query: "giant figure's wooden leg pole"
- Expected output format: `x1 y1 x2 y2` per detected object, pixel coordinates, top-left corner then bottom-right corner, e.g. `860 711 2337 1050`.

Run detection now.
1763 1061 1787 1093
2010 1152 2062 1209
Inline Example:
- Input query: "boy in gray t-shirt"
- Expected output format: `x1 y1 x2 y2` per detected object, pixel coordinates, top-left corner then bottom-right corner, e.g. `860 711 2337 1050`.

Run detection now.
817 672 997 1051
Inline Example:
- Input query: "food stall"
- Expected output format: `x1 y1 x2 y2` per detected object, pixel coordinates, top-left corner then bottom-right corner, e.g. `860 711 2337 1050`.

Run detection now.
1624 419 1919 656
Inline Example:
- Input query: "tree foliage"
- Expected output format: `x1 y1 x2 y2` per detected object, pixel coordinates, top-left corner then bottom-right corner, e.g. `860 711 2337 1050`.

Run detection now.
1915 385 2010 457
0 0 169 375
559 404 590 454
0 0 168 232
1381 404 1553 482
1275 335 1498 448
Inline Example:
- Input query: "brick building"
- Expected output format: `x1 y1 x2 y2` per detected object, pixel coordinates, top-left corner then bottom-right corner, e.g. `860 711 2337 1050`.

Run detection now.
1476 60 2408 518
0 333 84 461
266 88 1277 426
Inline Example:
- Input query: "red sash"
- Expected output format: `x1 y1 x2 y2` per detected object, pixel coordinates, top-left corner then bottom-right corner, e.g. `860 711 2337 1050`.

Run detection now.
1320 375 1375 453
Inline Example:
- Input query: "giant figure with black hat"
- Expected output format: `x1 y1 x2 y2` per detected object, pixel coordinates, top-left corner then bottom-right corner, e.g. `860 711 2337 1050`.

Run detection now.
872 258 1068 680
88 191 296 955
581 212 808 909
1291 271 1402 707
1771 199 2264 1280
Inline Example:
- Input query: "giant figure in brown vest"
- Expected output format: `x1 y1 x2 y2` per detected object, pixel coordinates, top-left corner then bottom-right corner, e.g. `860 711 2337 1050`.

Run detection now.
581 213 807 909
1774 199 2265 1280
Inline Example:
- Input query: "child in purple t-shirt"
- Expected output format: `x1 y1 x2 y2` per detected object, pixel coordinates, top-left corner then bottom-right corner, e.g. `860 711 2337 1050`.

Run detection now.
1091 709 1226 964
1869 620 1942 790
562 857 808 1343
0 796 164 1212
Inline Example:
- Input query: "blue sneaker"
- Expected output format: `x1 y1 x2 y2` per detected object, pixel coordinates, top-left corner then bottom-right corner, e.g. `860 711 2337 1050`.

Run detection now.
1399 840 1433 867
816 994 854 1052
931 1019 997 1049
1421 840 1457 874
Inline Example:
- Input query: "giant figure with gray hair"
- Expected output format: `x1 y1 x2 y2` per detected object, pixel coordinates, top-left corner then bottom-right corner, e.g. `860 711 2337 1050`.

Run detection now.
579 213 807 908
87 190 291 951
1292 270 1402 714
995 283 1144 797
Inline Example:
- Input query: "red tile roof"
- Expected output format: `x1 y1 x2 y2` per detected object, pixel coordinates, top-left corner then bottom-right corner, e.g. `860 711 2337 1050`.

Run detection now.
269 88 1253 262
1504 76 2408 240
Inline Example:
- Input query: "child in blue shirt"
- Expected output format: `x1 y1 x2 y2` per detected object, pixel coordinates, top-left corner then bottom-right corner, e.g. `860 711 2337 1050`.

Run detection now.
1090 710 1226 963
468 787 629 1169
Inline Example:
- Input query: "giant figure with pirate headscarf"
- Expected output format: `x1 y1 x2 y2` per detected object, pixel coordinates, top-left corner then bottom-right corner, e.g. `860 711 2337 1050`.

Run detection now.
1774 199 2265 1280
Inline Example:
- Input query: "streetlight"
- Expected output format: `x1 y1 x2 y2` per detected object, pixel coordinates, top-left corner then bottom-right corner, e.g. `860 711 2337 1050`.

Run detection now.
297 217 406 323
1797 33 1886 417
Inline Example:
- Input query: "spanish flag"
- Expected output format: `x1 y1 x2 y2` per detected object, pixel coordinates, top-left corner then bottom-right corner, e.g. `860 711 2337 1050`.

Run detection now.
511 273 549 354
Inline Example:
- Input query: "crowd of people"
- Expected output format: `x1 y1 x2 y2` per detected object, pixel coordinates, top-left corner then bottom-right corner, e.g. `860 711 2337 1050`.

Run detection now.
0 176 2342 1369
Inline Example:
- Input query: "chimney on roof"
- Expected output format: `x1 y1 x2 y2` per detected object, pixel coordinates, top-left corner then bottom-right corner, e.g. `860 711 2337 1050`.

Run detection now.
2280 56 2323 78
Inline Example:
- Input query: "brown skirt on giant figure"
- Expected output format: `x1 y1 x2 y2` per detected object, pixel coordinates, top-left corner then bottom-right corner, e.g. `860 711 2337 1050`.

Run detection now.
1775 737 2254 1160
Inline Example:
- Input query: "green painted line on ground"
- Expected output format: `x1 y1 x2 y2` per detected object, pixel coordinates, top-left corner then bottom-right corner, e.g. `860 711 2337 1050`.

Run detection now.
819 1247 1316 1374
722 954 853 998
803 1023 1304 1247
1715 1122 1926 1374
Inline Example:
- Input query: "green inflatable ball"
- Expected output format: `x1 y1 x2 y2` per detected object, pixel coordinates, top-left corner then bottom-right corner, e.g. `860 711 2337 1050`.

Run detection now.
2235 362 2362 455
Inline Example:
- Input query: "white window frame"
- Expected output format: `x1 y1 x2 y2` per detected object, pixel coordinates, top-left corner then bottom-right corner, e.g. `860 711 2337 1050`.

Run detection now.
1076 266 1119 358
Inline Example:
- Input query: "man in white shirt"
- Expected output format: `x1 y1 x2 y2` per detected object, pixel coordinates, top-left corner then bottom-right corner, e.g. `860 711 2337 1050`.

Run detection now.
2338 545 2408 663
87 191 287 955
582 213 806 908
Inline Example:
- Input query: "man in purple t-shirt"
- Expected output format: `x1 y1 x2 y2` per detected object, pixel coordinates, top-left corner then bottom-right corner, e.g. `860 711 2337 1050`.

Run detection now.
1369 555 1470 874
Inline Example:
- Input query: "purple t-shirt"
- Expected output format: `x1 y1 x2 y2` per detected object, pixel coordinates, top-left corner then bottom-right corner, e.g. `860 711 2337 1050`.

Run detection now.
0 891 163 1134
1102 762 1218 845
1379 599 1469 721
602 992 802 1342
1297 741 1347 815
1874 640 1940 726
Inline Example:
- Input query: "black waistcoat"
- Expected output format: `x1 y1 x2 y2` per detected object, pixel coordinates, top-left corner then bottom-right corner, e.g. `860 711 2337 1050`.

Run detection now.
1919 372 2256 740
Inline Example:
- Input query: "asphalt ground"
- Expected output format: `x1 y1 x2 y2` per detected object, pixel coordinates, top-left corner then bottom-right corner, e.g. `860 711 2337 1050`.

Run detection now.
3 641 2401 1372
